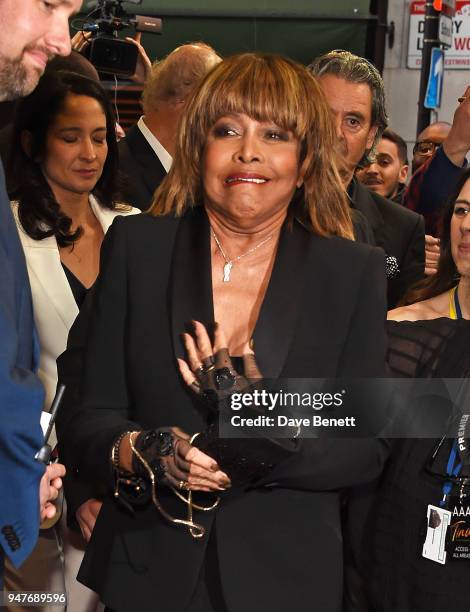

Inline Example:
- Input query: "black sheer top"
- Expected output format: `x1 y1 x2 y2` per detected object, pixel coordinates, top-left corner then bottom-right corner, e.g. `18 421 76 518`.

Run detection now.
362 319 470 612
61 263 90 309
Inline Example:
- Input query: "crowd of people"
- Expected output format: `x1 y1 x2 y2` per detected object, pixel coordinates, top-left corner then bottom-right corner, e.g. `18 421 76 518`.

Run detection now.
1 2 469 612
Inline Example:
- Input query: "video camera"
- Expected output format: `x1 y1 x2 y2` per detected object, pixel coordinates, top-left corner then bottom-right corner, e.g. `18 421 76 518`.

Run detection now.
82 0 161 77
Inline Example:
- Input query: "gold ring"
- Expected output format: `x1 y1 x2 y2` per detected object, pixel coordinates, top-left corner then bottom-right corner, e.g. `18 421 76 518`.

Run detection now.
179 480 185 490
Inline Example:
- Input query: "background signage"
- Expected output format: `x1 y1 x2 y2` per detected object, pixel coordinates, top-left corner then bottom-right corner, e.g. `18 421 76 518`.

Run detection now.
408 0 470 68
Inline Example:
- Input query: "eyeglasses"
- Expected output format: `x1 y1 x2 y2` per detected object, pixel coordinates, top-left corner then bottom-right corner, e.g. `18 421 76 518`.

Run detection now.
413 141 441 156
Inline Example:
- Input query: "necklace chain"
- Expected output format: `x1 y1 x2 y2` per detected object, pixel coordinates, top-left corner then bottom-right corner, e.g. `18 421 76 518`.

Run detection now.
210 227 273 282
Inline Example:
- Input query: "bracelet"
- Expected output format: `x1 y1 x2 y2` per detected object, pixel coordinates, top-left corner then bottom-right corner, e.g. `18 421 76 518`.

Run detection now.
111 430 133 474
128 431 213 539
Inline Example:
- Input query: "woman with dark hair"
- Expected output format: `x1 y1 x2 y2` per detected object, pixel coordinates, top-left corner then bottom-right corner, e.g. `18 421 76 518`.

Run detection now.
357 166 470 611
58 53 389 612
5 70 139 612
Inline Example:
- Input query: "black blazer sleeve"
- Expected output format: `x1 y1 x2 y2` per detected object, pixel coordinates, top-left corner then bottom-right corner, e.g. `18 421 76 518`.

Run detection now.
260 247 390 491
57 286 108 530
56 217 141 491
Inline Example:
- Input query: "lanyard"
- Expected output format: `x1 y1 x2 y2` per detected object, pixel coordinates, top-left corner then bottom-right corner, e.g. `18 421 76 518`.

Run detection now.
440 286 464 507
440 440 462 508
454 286 463 320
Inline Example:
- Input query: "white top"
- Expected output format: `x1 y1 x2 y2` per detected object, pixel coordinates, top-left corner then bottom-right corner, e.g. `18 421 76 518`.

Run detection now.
137 116 173 173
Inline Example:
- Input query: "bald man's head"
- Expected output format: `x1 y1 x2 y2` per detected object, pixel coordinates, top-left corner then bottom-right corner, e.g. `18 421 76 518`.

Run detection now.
142 42 221 115
412 121 451 172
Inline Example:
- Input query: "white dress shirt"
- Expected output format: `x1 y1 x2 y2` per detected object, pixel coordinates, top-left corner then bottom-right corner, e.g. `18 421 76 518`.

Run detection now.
137 116 173 173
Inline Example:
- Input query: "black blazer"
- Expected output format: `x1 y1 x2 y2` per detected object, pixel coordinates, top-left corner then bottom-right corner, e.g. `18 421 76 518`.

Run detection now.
57 208 390 612
351 180 425 308
118 124 167 211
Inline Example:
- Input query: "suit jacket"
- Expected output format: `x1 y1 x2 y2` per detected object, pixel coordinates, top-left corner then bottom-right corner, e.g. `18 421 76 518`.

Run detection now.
0 161 44 569
57 207 390 612
12 195 140 412
118 124 167 211
351 180 425 308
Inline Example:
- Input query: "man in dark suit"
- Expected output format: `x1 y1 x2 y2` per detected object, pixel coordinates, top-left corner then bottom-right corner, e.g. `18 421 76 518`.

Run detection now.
0 0 77 583
309 50 425 308
118 43 221 211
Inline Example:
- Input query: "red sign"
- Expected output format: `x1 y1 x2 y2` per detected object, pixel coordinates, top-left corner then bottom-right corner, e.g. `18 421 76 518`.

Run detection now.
433 0 456 15
409 1 470 68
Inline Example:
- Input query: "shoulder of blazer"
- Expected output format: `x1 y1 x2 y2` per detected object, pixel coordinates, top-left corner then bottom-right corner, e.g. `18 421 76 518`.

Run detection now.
368 189 423 229
89 194 140 233
110 209 178 241
10 200 56 250
312 231 379 262
305 232 383 285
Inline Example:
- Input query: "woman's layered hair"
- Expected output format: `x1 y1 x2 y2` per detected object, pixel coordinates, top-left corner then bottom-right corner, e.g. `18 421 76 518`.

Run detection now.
10 70 119 246
151 52 353 239
404 166 470 304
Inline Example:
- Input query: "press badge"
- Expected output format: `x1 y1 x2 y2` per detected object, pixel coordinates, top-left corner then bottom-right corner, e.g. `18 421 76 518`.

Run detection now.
422 504 451 564
446 496 470 561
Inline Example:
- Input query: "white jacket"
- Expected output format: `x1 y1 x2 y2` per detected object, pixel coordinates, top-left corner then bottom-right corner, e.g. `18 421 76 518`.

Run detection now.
12 195 140 410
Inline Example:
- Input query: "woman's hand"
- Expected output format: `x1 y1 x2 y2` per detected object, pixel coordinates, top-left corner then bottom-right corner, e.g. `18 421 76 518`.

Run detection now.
130 427 230 493
177 320 261 405
76 498 103 542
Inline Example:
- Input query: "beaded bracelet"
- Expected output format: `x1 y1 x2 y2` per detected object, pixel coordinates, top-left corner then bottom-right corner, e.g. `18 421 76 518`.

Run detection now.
111 430 132 474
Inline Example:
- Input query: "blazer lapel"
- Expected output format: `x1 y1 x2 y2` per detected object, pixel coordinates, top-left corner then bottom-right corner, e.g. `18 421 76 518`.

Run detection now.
169 209 311 379
252 219 311 378
18 229 78 332
169 207 214 360
90 194 139 232
90 194 115 233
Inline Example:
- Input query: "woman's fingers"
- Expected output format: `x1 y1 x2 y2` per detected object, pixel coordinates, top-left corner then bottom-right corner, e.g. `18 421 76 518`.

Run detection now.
185 447 231 487
164 460 189 483
213 322 228 353
80 524 92 543
174 451 191 474
173 437 192 473
188 462 229 485
192 320 214 360
177 357 200 393
187 475 228 490
185 445 219 471
181 333 202 371
242 352 262 380
214 347 232 371
172 426 191 441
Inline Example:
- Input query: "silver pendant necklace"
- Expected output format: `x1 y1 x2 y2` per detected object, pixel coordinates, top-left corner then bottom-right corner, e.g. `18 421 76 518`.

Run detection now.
210 227 273 282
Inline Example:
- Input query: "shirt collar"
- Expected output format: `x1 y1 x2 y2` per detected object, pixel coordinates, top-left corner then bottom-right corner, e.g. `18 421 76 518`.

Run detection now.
137 116 173 173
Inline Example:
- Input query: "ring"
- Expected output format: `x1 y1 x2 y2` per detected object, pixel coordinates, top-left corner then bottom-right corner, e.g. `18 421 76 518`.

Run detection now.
214 367 236 390
196 363 215 378
202 355 215 368
179 480 185 490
